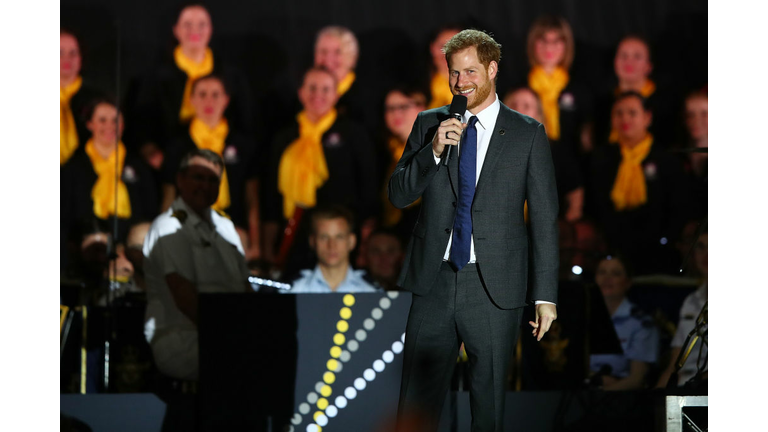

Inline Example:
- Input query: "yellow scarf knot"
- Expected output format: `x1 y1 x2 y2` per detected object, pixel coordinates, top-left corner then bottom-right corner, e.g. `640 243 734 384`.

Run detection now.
61 76 83 165
174 46 214 122
189 118 231 212
278 109 337 218
85 139 132 219
610 134 654 211
528 66 569 140
428 72 453 109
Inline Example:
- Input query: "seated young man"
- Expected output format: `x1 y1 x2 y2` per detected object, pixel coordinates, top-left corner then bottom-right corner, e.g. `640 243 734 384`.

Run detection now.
287 206 377 293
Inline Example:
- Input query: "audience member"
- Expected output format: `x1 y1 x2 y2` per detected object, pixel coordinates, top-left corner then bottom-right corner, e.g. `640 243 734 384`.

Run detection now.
592 36 676 150
363 229 405 291
60 99 158 271
379 85 427 239
161 74 260 257
427 26 461 109
588 92 689 275
287 206 377 293
263 67 377 276
679 90 708 220
143 149 251 381
657 228 708 389
504 87 584 222
589 255 660 390
60 30 103 166
526 16 592 150
130 4 253 169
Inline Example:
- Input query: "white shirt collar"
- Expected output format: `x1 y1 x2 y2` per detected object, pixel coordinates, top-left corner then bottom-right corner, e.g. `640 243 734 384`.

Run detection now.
463 93 500 131
172 196 214 228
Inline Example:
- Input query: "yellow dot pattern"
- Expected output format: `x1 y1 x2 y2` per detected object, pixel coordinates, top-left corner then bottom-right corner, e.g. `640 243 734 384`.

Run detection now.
327 359 339 371
343 294 355 306
340 307 352 319
323 371 335 384
330 346 342 358
320 385 332 397
336 320 349 332
313 411 324 421
317 398 329 410
333 333 345 345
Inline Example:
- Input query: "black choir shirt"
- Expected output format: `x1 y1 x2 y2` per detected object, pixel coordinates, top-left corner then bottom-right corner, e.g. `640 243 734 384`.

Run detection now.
162 130 259 229
588 140 691 275
60 150 159 267
548 138 584 217
554 80 594 155
127 56 253 153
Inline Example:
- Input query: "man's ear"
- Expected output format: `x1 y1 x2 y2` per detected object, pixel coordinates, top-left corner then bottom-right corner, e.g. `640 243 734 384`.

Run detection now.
348 233 357 252
487 61 499 81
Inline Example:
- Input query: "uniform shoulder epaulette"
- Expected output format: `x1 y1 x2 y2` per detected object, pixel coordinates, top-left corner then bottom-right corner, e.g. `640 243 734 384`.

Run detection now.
171 209 188 224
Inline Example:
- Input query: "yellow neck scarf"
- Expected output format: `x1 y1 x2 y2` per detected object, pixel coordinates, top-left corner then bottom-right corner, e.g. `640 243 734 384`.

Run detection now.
61 76 83 165
85 139 132 219
428 72 453 109
174 46 214 122
189 118 231 212
337 72 356 97
278 109 337 218
609 80 656 142
610 134 653 211
528 66 569 140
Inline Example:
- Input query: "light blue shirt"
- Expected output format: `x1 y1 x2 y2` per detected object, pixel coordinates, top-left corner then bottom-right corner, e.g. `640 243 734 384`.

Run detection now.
287 265 378 294
590 299 660 378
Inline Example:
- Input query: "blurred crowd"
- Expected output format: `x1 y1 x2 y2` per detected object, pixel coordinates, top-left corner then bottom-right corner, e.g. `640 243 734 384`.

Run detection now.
61 4 707 396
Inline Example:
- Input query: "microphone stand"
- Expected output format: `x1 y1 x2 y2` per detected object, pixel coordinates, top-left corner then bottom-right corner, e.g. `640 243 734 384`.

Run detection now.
666 301 708 390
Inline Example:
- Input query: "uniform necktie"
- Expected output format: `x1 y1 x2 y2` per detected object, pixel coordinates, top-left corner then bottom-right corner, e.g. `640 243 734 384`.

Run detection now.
450 115 478 271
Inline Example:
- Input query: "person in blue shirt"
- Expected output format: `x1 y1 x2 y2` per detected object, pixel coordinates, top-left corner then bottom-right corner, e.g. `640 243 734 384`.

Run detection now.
287 205 377 293
589 254 660 390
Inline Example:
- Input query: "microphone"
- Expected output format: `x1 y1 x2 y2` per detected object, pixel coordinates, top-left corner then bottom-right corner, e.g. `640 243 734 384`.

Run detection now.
443 95 467 167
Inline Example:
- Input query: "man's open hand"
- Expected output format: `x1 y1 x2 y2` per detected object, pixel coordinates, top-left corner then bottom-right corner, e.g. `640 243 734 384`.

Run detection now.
529 303 557 341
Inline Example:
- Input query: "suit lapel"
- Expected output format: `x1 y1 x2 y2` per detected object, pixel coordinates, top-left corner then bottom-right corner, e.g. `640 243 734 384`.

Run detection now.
475 109 509 197
446 144 459 199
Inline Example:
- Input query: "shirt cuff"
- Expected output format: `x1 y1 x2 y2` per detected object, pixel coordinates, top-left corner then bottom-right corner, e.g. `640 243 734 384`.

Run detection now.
535 300 556 306
433 153 441 164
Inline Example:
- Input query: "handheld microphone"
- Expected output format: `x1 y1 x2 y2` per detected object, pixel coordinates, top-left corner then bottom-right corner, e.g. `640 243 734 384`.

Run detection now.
443 95 467 167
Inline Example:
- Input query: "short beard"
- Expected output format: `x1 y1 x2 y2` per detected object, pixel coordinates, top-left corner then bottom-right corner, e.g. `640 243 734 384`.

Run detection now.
467 76 493 111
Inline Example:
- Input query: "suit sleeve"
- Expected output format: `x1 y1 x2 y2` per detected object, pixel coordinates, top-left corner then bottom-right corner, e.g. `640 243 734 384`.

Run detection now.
526 123 560 304
388 111 441 209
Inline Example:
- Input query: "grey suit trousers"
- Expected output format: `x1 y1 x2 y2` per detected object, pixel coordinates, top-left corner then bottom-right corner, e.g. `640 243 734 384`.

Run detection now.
398 262 522 432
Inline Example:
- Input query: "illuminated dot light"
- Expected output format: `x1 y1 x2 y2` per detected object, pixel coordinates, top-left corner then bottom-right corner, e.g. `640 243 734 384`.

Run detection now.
392 341 404 354
347 340 359 352
299 403 310 414
571 265 583 275
316 414 328 427
327 359 339 371
364 368 376 381
379 298 391 310
354 378 366 391
315 382 325 393
343 294 355 306
333 333 345 345
317 398 328 410
337 320 349 332
340 307 352 319
313 411 324 422
363 318 375 331
323 372 335 384
345 387 357 399
335 396 347 408
326 406 338 418
291 414 302 425
401 333 406 343
334 362 343 373
307 392 318 404
340 351 351 362
320 385 332 397
355 329 367 341
382 350 394 363
372 308 383 320
387 291 399 299
330 346 341 358
306 424 320 432
288 426 295 432
373 360 385 372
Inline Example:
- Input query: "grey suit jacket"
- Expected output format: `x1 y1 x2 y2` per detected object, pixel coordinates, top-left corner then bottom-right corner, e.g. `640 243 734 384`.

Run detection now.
388 103 559 309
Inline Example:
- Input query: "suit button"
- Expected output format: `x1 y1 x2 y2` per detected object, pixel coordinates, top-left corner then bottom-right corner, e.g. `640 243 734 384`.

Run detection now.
445 228 451 234
452 202 457 208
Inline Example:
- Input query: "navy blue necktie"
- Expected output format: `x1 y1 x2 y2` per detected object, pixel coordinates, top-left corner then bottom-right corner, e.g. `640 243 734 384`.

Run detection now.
450 115 478 271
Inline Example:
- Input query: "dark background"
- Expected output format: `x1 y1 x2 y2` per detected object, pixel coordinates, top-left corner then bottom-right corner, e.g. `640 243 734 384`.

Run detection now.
62 0 707 135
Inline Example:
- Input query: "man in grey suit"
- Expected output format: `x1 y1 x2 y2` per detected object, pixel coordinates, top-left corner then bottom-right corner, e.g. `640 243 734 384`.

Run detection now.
389 30 559 431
